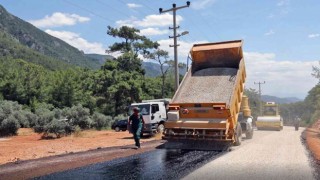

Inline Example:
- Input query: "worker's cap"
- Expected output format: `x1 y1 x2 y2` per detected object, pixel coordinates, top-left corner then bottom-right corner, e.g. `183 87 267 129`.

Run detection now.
133 107 140 112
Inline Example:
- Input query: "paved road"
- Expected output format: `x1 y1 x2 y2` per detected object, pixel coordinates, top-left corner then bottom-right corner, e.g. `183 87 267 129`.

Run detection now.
35 149 223 180
184 126 315 180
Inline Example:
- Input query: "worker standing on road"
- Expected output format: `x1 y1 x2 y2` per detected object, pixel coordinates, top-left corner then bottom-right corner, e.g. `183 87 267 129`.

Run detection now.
294 116 300 131
128 107 145 149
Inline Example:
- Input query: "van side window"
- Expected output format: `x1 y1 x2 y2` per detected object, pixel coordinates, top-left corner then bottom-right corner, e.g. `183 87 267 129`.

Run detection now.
151 104 159 113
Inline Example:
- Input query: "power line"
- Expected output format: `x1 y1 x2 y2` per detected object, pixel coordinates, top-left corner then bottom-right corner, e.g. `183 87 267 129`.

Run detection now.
96 0 127 17
116 0 175 33
136 0 158 14
63 0 115 23
118 0 156 17
179 11 210 42
197 14 222 41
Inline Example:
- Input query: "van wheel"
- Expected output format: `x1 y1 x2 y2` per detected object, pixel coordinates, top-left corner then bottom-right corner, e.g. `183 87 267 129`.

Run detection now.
115 127 120 132
233 122 242 146
157 124 165 133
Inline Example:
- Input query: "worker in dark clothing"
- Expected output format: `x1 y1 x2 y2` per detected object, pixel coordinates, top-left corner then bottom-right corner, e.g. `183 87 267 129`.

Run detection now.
128 107 145 148
294 116 300 131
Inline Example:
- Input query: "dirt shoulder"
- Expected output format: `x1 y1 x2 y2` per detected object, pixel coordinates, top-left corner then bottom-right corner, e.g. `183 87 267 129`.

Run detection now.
305 120 320 179
0 128 159 165
306 128 320 161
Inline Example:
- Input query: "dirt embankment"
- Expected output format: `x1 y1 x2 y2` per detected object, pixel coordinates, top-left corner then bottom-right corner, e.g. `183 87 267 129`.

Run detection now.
0 128 159 165
305 119 320 179
306 120 320 162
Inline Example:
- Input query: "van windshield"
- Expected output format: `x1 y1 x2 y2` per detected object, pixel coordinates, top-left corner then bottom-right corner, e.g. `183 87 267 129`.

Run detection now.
129 104 150 115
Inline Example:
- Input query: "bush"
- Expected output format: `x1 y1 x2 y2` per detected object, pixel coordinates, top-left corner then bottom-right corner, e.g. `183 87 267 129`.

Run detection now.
92 112 112 130
73 125 82 137
0 100 130 137
43 119 67 138
32 102 54 111
13 111 29 128
23 110 38 127
53 108 62 119
33 108 55 133
62 105 92 129
0 101 22 113
0 100 30 136
0 108 6 123
0 115 20 136
114 114 127 121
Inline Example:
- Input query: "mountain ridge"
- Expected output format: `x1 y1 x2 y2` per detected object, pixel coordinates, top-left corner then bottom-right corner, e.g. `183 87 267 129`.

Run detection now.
0 5 100 69
261 95 301 104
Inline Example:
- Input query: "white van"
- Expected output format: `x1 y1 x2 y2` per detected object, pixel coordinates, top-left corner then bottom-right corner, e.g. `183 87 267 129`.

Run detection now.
129 99 171 136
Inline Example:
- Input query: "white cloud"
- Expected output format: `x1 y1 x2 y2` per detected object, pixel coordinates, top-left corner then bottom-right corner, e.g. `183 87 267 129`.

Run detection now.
157 39 209 62
116 13 183 27
127 3 142 8
155 39 317 98
277 0 290 7
29 12 90 28
45 29 106 54
191 0 216 10
277 0 290 15
267 14 275 19
244 52 318 98
264 30 275 36
139 28 169 36
308 34 320 38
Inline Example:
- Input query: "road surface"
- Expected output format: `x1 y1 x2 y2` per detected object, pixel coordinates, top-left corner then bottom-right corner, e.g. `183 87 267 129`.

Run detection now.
184 126 314 180
1 126 315 180
36 149 223 179
36 126 315 180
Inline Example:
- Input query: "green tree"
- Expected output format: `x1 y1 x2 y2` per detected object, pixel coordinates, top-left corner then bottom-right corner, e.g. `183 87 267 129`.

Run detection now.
144 49 172 98
0 59 48 108
107 26 159 55
93 26 159 116
312 62 320 81
244 88 260 119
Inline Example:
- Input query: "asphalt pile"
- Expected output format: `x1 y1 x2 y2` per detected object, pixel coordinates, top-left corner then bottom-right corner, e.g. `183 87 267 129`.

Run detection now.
173 67 238 105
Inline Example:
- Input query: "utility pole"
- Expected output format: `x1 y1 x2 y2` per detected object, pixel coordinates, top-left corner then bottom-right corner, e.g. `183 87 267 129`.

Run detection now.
254 81 266 115
159 1 190 91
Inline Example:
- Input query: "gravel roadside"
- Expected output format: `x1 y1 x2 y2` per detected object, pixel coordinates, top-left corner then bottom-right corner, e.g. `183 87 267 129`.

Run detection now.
184 126 315 180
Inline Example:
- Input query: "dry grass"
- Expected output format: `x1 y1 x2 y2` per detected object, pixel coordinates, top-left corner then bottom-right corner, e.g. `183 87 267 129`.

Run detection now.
72 130 95 138
18 128 34 136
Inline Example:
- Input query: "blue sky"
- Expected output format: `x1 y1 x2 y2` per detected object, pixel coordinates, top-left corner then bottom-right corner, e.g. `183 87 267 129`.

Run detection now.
1 0 320 98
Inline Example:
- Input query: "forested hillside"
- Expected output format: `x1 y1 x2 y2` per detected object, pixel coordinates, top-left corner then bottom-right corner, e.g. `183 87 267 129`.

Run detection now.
261 95 301 104
0 24 176 136
0 31 72 70
0 5 100 69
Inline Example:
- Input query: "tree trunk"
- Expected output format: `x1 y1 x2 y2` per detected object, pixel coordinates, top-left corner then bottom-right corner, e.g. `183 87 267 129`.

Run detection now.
162 75 165 98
